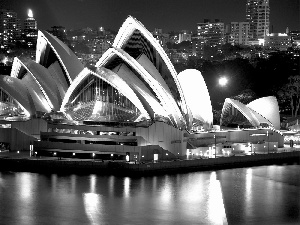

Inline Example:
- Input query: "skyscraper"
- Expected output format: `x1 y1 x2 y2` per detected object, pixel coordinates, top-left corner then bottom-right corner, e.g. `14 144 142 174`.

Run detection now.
24 9 37 30
197 19 225 47
23 9 37 48
0 9 21 50
229 22 250 45
246 0 270 40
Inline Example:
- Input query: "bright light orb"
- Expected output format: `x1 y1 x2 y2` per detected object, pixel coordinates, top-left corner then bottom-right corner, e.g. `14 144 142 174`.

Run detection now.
219 77 228 86
28 9 33 18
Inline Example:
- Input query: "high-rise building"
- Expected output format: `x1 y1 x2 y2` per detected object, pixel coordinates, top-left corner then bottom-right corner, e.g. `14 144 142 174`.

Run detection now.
197 19 225 46
264 33 291 51
23 9 37 48
192 36 205 57
229 22 250 45
0 9 21 50
24 9 37 30
246 0 270 40
178 30 192 43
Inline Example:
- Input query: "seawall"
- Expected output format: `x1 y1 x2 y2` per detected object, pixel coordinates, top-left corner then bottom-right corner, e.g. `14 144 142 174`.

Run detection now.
0 151 299 176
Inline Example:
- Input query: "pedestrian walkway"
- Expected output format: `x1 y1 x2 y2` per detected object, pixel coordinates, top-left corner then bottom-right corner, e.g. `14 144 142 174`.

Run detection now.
0 151 98 161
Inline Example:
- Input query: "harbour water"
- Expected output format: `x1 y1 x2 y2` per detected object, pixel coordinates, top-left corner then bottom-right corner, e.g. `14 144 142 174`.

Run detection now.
0 165 299 225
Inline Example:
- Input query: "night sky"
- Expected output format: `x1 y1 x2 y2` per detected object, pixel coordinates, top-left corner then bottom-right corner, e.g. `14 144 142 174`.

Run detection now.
2 0 300 33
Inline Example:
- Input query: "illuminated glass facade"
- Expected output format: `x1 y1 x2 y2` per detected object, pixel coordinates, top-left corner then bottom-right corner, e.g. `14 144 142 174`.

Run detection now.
0 88 26 117
64 75 141 122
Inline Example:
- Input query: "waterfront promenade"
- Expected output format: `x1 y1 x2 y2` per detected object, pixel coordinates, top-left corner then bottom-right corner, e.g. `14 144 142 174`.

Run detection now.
0 148 299 176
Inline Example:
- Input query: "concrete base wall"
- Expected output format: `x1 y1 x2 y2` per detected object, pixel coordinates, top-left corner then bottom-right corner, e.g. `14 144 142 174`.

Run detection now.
34 140 142 155
0 128 37 151
112 151 300 174
0 118 48 139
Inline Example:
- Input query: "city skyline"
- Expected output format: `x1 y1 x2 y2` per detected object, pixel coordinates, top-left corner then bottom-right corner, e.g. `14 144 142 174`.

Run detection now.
2 0 299 33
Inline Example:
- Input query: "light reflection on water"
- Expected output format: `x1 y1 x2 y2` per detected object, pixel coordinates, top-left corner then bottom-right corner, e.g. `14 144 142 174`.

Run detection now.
208 172 228 225
90 174 96 193
123 177 130 198
0 165 299 225
83 193 103 225
245 168 253 219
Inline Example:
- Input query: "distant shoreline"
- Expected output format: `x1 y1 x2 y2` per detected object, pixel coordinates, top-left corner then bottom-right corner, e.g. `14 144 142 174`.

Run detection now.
0 151 299 176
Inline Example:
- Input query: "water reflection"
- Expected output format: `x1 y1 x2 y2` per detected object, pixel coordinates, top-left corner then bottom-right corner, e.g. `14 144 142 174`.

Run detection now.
17 173 36 200
123 177 130 198
83 193 103 225
160 176 172 204
90 174 97 193
245 168 253 218
208 172 228 225
0 165 299 224
70 174 76 194
15 173 37 225
108 176 114 196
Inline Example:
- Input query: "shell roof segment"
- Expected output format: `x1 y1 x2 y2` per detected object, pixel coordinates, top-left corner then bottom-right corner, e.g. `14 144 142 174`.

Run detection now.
221 97 279 129
178 69 213 127
112 16 188 122
35 30 84 85
10 58 62 111
247 96 280 130
0 76 32 117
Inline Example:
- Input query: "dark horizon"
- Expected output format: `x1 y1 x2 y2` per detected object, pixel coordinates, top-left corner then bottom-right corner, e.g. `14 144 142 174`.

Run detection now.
1 0 299 33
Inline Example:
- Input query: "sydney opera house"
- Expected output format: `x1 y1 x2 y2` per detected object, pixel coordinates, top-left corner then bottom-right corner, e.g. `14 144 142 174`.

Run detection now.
0 16 283 161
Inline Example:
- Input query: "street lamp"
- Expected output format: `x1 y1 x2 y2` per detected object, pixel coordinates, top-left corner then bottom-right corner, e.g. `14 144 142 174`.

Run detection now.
267 130 269 154
214 135 217 158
